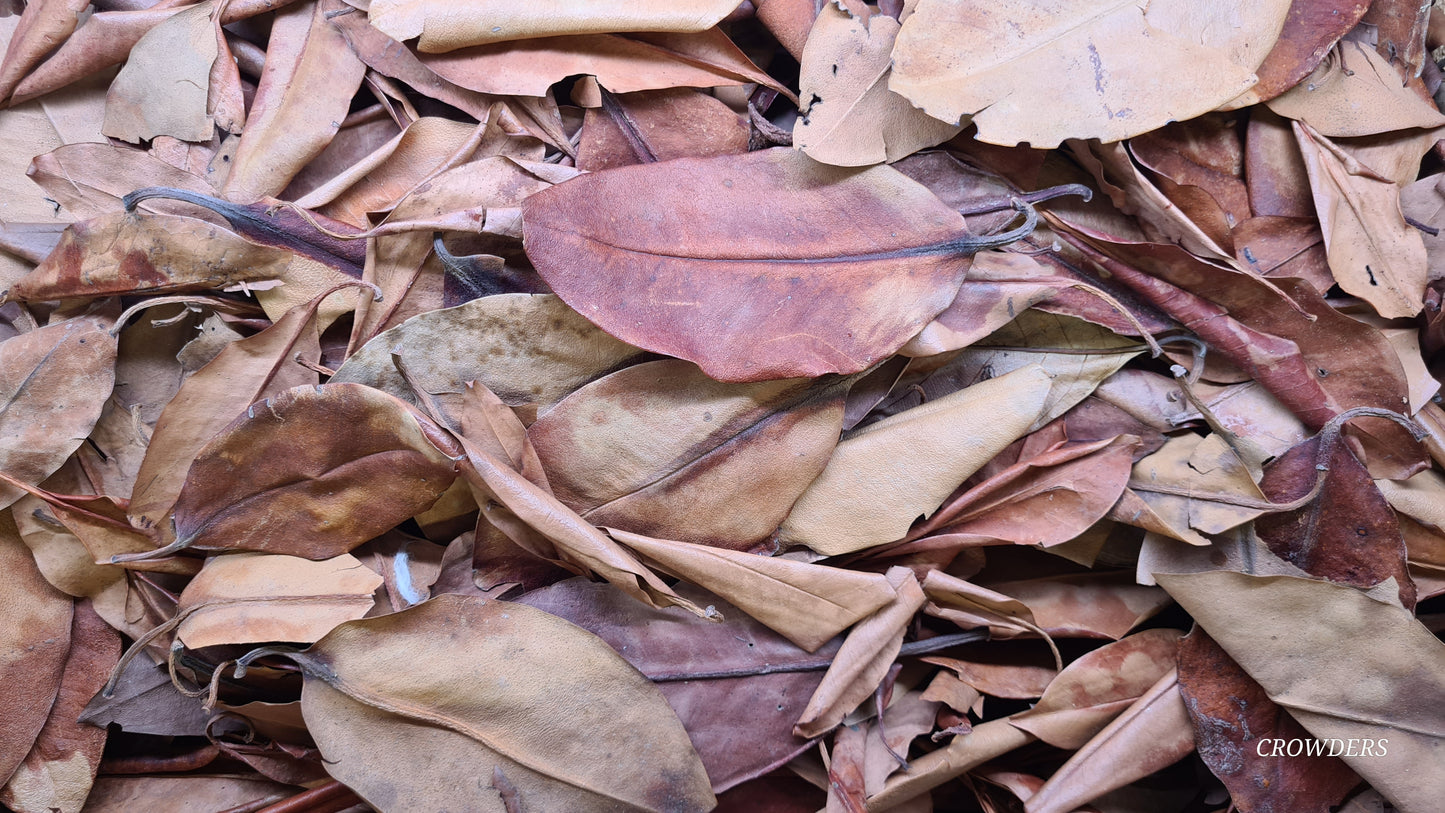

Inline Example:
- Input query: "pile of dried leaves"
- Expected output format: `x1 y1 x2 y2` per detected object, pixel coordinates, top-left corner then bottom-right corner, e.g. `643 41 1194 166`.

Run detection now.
5 0 1445 811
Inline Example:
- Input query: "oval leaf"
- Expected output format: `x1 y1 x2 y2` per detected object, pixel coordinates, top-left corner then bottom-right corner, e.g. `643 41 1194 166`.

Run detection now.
295 594 715 812
168 383 458 558
522 148 1016 382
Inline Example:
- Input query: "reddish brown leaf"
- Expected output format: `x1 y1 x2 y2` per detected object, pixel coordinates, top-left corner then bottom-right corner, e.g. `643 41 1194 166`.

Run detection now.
162 383 458 559
0 600 120 813
1234 0 1372 106
1256 433 1416 608
523 147 1036 382
1177 627 1361 813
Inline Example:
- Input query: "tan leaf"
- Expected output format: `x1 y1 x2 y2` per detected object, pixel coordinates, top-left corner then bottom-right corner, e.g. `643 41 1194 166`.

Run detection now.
175 553 382 648
608 527 895 652
101 3 217 144
418 28 791 99
292 594 715 811
369 0 742 52
452 428 706 617
27 143 216 220
1011 628 1182 749
1266 40 1445 137
777 364 1053 556
332 293 646 416
793 2 961 166
221 0 367 203
889 0 1291 147
794 567 925 738
530 359 845 551
1123 432 1272 546
1295 121 1427 318
1156 571 1445 813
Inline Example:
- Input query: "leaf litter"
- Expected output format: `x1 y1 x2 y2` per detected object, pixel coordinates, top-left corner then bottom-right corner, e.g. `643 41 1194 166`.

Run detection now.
2 1 1445 811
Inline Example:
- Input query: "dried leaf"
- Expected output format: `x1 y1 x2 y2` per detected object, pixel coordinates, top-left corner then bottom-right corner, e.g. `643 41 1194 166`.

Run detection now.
419 28 788 98
579 88 748 172
1224 0 1370 107
1126 432 1271 545
0 511 73 785
27 143 216 220
793 567 925 738
164 383 458 558
778 364 1053 556
102 3 217 144
1023 669 1194 813
4 212 311 303
522 147 1034 382
1295 121 1427 318
78 656 211 737
1011 628 1182 749
1177 627 1361 813
983 573 1170 640
370 0 742 51
332 293 645 415
221 0 367 203
128 287 338 531
889 0 1292 147
0 315 116 510
608 528 894 652
0 0 90 106
1257 433 1415 607
793 3 962 166
1156 571 1445 813
175 553 382 648
1267 40 1445 136
530 359 846 550
291 594 716 811
452 424 705 616
1 600 119 813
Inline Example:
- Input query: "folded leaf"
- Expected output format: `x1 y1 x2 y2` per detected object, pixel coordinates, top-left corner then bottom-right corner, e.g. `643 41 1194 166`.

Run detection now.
609 528 894 652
